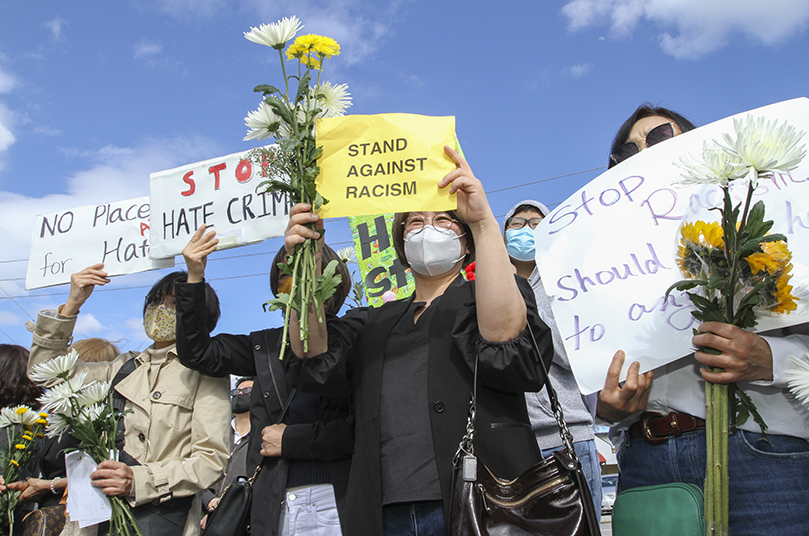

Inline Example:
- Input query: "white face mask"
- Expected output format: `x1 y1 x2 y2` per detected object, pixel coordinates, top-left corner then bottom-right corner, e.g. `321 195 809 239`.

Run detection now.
404 226 465 277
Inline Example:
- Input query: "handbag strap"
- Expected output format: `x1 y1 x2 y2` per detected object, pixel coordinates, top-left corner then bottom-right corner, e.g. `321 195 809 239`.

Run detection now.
454 320 578 464
526 322 577 457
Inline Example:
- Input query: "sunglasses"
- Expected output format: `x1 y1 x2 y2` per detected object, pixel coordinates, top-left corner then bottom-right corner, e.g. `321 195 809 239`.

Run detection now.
610 122 676 166
231 387 252 396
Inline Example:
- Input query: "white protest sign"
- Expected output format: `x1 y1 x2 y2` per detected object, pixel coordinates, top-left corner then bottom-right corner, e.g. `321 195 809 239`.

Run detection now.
25 197 173 290
534 97 809 394
148 146 290 259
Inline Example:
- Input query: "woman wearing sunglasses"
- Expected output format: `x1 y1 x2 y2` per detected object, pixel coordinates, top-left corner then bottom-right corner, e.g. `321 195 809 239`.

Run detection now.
283 146 554 536
598 104 809 536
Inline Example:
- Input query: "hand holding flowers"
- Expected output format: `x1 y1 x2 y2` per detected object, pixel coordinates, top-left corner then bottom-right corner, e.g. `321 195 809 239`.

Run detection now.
242 16 351 359
667 114 806 535
0 406 47 535
31 349 142 536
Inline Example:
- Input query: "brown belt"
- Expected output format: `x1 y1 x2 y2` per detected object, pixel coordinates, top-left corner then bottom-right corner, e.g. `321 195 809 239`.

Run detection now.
628 412 706 445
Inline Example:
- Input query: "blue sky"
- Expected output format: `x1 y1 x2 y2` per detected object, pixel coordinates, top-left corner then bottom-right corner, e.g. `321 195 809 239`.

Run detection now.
1 0 809 349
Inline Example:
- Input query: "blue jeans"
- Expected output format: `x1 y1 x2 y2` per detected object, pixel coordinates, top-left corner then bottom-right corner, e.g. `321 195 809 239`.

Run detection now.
382 500 445 536
542 439 602 521
618 428 809 536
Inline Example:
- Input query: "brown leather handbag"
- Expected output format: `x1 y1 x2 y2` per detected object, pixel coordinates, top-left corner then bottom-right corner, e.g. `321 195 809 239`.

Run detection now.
21 505 66 536
449 324 601 536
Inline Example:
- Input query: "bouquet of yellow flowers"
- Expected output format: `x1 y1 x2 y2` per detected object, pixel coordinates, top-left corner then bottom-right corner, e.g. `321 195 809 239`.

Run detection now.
241 16 351 358
668 115 805 535
0 406 47 536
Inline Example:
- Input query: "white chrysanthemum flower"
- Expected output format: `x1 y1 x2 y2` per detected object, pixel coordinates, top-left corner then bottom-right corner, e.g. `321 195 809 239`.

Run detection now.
30 349 80 384
0 406 18 427
244 16 303 49
37 372 88 413
77 403 107 423
244 100 285 141
674 141 748 187
18 407 38 426
337 247 356 264
718 115 807 186
75 381 111 407
45 412 70 439
313 82 352 118
785 354 809 405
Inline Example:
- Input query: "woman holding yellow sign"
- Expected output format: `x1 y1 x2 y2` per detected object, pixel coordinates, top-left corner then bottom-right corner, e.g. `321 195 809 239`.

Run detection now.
283 145 554 535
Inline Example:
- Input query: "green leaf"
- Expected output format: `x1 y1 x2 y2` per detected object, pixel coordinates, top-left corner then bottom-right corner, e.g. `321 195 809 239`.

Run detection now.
314 260 341 305
279 137 301 153
665 279 704 299
254 84 281 96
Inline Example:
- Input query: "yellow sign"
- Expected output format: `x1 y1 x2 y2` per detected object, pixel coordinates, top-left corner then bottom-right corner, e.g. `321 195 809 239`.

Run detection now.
315 113 457 218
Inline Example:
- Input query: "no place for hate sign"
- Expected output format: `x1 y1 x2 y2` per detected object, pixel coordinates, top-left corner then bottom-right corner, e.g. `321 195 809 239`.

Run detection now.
26 197 174 290
534 97 809 394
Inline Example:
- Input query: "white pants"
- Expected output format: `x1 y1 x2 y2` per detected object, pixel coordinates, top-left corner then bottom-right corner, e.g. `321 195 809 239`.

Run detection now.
279 483 342 536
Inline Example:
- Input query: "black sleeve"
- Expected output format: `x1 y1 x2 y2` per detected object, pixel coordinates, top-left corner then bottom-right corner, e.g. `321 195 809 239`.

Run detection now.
452 276 554 392
283 307 369 397
280 415 355 461
175 279 256 377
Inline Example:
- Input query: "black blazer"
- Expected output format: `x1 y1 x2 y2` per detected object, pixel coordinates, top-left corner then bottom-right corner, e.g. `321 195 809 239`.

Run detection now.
286 276 554 535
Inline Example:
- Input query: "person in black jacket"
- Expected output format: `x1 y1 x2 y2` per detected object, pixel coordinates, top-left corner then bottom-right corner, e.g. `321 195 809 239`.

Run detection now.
175 227 354 536
283 146 555 535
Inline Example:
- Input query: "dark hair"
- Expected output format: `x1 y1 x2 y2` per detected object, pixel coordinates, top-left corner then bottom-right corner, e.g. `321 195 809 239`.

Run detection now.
236 377 255 387
269 244 351 316
608 104 697 168
0 344 43 409
392 211 475 270
144 271 220 332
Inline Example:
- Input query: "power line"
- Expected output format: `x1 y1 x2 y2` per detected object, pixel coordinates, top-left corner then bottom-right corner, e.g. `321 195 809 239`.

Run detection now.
0 164 603 266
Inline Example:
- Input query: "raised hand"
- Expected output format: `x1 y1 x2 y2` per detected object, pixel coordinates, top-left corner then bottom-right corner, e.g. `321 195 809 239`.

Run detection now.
61 264 110 316
183 225 218 284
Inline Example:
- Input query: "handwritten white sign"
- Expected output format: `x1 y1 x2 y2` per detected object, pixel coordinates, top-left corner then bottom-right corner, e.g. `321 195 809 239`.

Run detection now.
25 197 173 290
148 146 290 259
534 97 809 394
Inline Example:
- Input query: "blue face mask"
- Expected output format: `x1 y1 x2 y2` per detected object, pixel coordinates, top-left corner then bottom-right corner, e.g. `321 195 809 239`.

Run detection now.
506 227 535 262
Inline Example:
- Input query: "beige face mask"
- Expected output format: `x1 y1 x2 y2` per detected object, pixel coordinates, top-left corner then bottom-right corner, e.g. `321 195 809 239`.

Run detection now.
143 303 177 342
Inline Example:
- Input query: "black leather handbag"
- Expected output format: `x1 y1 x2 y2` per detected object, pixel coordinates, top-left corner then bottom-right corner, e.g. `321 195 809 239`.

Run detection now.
201 465 260 536
449 323 601 536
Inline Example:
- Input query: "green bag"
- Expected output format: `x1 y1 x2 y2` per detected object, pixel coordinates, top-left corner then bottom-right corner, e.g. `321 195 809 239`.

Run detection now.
611 483 705 536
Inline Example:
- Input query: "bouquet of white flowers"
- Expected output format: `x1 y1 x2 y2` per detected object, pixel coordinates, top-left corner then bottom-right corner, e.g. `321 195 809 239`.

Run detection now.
31 349 141 536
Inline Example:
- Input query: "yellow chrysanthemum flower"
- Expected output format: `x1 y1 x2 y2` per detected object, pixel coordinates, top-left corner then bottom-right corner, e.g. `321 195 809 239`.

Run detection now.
38 412 48 418
680 221 724 248
15 407 28 415
10 459 19 466
311 36 340 57
286 34 341 60
773 274 798 314
35 418 48 425
35 433 45 438
300 55 322 70
15 444 25 450
22 434 33 441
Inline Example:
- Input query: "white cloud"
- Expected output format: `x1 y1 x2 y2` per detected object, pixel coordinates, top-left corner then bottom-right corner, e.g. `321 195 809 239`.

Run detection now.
0 66 15 94
133 40 163 60
244 0 404 65
562 0 809 59
0 310 22 327
0 136 220 274
0 103 16 171
44 16 68 41
75 312 104 334
568 63 593 77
